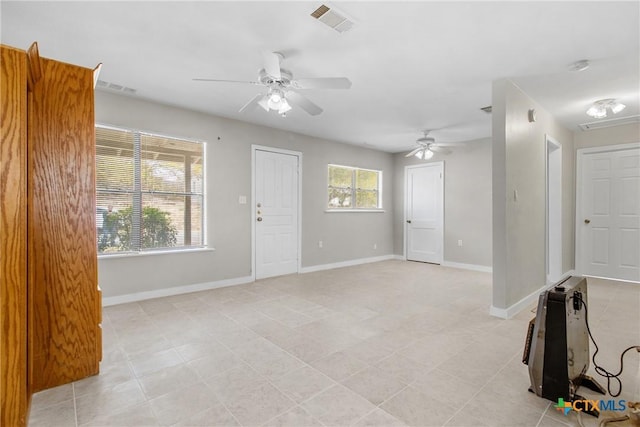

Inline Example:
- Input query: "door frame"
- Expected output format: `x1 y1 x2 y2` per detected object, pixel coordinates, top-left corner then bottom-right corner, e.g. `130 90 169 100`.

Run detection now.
575 142 640 278
545 135 562 284
403 161 444 261
251 145 303 281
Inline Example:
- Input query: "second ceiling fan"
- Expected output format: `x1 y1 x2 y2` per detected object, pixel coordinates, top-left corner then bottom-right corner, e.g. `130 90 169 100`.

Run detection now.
405 130 455 159
194 51 351 117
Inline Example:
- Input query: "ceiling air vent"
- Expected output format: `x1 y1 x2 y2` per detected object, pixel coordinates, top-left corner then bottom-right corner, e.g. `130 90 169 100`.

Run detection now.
480 105 492 114
311 4 355 33
579 114 639 131
96 79 137 95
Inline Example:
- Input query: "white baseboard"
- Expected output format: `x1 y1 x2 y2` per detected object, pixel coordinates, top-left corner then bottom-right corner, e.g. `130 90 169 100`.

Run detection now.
489 270 576 319
102 275 254 306
489 285 543 320
441 261 492 273
300 254 397 274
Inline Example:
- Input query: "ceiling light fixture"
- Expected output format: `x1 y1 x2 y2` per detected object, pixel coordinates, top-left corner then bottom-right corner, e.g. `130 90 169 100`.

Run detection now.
586 98 626 119
258 88 292 116
414 148 434 160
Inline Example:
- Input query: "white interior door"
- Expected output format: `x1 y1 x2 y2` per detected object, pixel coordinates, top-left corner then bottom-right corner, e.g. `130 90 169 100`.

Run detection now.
254 149 299 279
405 163 443 264
578 146 640 282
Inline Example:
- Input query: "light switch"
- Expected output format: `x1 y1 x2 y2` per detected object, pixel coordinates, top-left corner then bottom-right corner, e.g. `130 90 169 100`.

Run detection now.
239 195 247 204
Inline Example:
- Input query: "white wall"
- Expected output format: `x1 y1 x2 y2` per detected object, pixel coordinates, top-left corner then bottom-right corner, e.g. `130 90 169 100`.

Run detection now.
392 138 493 268
96 91 395 299
492 79 575 316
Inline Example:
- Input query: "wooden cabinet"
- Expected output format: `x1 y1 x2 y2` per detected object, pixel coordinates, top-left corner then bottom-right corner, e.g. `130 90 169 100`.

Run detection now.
0 43 101 424
1 44 29 427
28 50 102 393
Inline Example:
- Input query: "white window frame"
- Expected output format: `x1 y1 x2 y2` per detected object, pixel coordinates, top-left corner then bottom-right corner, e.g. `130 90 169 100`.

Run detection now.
326 164 383 212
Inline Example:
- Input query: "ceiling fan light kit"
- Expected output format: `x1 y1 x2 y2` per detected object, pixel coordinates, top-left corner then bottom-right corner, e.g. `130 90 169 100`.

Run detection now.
194 51 351 117
586 98 626 119
414 148 434 160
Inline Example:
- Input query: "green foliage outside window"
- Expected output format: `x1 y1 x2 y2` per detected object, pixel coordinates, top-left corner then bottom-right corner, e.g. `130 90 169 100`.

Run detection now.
99 206 177 252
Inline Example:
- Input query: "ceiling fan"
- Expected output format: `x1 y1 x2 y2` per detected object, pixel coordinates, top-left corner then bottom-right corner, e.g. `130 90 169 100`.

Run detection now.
193 51 351 117
405 130 453 159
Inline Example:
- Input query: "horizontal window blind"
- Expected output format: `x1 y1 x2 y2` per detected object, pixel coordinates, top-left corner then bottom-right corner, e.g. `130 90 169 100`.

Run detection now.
96 126 205 254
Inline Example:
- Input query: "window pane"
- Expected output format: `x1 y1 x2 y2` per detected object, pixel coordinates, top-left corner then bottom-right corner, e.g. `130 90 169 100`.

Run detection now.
189 195 204 246
140 134 204 193
356 169 378 191
356 190 379 208
355 169 379 208
328 187 352 208
328 165 352 188
96 127 134 191
96 192 134 253
328 165 353 208
141 194 181 249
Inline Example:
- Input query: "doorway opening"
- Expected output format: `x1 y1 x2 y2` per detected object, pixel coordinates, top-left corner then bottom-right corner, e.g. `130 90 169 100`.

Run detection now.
546 136 562 284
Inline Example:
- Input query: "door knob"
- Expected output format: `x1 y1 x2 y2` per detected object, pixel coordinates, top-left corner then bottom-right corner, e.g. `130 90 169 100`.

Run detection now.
584 219 591 224
406 220 412 224
257 217 263 222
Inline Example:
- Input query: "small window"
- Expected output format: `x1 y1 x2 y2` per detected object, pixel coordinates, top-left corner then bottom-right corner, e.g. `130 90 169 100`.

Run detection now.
328 164 382 209
96 125 205 254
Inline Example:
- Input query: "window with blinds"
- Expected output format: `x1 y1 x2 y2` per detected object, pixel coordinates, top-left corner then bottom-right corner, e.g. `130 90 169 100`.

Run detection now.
96 125 205 254
327 164 382 209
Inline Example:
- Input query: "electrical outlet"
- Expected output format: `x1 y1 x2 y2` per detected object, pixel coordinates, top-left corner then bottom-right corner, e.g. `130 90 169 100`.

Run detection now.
318 240 323 248
373 243 377 250
458 239 463 247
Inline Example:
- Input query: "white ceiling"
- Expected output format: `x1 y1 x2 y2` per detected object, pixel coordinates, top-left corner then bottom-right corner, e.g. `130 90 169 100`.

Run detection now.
2 1 638 152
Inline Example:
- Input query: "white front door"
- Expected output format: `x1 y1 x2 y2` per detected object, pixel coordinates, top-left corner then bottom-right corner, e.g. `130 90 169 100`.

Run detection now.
405 163 444 264
578 146 640 282
254 148 299 279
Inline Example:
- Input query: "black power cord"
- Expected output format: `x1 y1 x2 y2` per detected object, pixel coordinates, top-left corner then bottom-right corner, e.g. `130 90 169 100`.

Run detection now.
572 294 640 398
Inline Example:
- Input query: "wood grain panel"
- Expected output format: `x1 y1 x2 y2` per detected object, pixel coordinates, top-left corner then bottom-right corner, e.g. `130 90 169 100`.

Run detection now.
1 45 29 427
28 56 100 392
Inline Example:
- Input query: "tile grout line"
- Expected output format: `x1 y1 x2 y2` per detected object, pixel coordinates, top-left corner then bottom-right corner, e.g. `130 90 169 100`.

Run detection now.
72 382 79 427
131 286 331 426
439 349 523 426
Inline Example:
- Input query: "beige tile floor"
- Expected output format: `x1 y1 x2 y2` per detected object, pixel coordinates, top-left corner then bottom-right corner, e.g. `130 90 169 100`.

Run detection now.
29 260 640 427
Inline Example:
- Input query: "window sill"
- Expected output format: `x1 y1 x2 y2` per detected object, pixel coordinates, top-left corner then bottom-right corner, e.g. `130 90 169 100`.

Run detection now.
324 209 386 213
98 247 214 259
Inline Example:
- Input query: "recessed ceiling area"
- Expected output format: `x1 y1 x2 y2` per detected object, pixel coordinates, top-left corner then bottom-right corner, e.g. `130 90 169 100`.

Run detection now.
2 1 638 152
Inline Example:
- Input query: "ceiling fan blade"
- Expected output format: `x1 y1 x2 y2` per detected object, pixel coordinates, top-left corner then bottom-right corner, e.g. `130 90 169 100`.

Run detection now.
429 146 452 154
193 78 263 86
431 142 465 147
239 94 264 113
285 91 323 116
405 147 423 157
291 77 352 90
262 51 282 80
257 95 270 111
